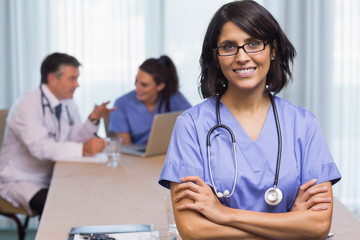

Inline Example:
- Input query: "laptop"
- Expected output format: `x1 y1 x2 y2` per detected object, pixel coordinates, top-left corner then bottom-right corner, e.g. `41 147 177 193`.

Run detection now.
121 111 182 157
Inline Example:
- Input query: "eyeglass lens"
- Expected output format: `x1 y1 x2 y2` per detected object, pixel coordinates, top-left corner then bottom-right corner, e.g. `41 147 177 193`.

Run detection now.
217 41 266 56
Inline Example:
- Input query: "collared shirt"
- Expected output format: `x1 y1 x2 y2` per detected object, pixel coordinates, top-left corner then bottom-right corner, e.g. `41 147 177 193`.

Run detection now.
0 84 99 212
159 96 341 213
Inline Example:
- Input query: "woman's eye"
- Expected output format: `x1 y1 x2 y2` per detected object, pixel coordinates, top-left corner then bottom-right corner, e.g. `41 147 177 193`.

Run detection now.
222 45 236 52
223 45 236 51
248 41 261 47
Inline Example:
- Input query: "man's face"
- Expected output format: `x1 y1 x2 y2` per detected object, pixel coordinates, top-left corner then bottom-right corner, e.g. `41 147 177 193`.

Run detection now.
48 65 80 100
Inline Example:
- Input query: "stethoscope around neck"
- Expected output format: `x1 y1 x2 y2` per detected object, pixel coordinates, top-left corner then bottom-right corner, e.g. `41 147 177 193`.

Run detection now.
207 94 283 206
40 85 74 126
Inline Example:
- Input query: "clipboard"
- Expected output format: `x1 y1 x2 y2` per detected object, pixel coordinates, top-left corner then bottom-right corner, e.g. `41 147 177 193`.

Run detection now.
68 224 153 240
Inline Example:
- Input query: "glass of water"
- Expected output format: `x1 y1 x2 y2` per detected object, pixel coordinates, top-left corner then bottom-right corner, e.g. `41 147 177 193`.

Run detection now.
149 229 178 240
105 137 123 167
164 195 178 234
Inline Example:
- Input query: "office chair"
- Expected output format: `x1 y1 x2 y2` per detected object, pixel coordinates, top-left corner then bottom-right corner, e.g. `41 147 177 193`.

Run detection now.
0 198 38 240
0 109 38 240
102 111 116 137
0 109 8 147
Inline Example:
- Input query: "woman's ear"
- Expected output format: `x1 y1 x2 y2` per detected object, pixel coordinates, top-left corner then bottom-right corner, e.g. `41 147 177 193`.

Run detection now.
157 82 166 92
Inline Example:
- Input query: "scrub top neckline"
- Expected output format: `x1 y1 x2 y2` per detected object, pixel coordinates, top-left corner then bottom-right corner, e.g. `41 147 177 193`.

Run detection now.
136 93 162 116
218 98 277 173
219 98 274 144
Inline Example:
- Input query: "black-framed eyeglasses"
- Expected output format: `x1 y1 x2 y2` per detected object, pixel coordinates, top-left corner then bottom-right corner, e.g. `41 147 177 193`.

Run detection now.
215 41 269 56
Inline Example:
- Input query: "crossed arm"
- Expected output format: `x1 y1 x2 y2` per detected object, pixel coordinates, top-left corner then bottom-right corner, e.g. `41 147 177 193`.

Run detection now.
171 177 333 240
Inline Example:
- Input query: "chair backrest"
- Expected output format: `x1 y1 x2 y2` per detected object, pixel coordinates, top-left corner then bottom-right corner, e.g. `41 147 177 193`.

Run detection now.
0 109 9 150
103 111 116 138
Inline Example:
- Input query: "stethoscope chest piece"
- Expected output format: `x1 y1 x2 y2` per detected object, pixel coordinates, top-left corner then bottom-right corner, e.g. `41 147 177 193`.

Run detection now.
264 187 283 206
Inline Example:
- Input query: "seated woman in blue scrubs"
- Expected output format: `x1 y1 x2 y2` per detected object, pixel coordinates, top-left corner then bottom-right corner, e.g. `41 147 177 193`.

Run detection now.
159 1 341 239
109 55 191 145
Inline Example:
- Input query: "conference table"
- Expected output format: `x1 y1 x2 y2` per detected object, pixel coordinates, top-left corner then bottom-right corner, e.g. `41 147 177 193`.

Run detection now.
36 153 360 240
36 154 170 240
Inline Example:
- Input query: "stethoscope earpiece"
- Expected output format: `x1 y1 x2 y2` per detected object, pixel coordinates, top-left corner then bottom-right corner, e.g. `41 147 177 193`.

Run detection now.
264 187 283 206
217 190 230 198
223 190 230 197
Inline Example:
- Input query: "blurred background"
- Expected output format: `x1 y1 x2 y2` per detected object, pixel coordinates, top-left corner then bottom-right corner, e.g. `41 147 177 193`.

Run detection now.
0 0 359 237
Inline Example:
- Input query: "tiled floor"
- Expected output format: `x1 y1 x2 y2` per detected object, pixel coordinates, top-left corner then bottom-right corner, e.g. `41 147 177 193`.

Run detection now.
0 216 39 240
0 229 37 240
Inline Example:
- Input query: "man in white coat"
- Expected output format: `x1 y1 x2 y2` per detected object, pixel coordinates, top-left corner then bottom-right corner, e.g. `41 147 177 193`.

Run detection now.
0 52 112 217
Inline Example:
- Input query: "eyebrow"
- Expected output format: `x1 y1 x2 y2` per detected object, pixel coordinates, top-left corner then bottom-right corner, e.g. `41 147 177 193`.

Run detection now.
218 37 259 46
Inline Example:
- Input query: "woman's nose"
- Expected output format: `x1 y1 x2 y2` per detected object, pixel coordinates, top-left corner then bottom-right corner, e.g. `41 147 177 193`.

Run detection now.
234 48 250 62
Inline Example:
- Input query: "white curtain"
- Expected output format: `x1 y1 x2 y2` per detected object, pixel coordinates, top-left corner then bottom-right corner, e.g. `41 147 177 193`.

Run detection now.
331 0 360 216
47 0 152 136
0 0 50 108
0 0 165 136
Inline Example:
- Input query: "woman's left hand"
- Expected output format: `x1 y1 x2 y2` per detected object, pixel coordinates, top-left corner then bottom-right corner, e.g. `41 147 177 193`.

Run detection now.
290 179 331 212
173 175 230 224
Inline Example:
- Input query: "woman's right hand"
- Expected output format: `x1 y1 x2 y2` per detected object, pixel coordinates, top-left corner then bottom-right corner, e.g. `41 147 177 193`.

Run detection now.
173 175 231 225
290 179 331 211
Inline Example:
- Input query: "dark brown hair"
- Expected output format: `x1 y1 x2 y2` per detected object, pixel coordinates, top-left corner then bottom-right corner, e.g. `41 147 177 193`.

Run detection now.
199 0 296 98
139 55 179 112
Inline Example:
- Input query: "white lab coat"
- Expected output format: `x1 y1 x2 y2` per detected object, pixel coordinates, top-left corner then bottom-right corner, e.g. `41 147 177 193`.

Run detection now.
0 84 98 213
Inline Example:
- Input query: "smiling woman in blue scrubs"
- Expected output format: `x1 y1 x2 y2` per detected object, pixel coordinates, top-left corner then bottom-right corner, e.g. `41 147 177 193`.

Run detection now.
158 1 341 239
109 55 191 145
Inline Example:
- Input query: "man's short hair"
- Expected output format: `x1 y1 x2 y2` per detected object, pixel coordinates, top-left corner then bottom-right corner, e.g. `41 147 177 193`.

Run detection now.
40 52 81 84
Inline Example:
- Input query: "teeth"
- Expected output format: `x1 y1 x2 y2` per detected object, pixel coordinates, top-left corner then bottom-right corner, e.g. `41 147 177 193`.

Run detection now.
235 68 255 74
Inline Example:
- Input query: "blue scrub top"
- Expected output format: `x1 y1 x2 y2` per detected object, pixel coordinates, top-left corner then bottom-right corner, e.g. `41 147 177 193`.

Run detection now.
159 96 341 213
109 90 191 144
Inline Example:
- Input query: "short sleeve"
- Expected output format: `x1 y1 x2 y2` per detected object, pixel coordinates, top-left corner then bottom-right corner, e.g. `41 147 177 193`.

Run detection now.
169 92 192 112
109 97 130 133
301 117 341 185
159 112 204 189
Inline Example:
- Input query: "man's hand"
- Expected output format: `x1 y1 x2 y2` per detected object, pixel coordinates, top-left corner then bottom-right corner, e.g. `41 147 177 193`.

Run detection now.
88 101 116 122
83 138 106 156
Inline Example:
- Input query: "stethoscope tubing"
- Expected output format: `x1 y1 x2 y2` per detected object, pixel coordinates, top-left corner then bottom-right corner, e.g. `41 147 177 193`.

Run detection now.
39 85 74 126
207 96 238 198
270 94 282 188
207 94 282 202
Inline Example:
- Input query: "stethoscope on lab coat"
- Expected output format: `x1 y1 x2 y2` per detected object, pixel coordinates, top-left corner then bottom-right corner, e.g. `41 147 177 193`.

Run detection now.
40 85 74 126
207 94 283 206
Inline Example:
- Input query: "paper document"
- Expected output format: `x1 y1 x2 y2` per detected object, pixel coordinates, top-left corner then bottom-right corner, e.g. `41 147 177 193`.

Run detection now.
73 231 155 240
58 152 107 163
68 224 154 240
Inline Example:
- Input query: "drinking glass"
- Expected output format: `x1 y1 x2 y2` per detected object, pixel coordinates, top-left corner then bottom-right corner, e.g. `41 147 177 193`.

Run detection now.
105 137 123 167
